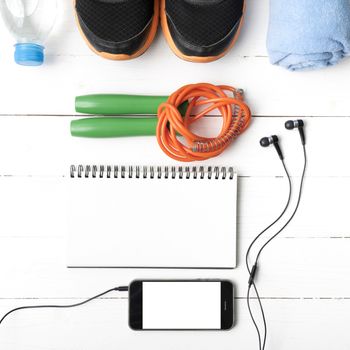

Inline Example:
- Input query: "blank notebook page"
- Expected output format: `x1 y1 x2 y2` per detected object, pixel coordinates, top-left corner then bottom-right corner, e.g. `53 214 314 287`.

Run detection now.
67 165 237 269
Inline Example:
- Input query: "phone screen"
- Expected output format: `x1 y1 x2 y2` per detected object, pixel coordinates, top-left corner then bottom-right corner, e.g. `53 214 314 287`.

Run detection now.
129 280 233 330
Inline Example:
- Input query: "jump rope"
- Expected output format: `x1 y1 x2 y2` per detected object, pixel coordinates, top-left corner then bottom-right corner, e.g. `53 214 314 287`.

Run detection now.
156 83 251 161
72 83 252 162
246 120 307 350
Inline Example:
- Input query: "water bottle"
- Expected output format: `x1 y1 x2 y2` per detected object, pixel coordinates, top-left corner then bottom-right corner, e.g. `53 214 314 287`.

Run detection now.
0 0 57 66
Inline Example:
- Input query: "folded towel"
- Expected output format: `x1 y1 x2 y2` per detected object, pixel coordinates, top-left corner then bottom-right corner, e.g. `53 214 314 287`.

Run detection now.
267 0 350 71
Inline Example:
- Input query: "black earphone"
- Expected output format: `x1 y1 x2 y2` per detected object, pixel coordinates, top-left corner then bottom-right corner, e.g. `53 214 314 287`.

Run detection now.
260 119 306 154
285 119 306 145
247 120 307 350
259 135 284 159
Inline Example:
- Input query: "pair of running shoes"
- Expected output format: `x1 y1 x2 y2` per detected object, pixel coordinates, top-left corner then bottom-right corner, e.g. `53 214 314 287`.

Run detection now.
74 0 245 63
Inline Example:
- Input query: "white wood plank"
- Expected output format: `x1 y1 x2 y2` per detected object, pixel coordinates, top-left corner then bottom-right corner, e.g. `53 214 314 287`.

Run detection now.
0 234 349 298
1 55 350 116
0 116 348 177
0 298 349 350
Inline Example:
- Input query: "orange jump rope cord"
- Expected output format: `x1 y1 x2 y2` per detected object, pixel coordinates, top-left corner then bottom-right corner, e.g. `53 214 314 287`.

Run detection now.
157 83 252 162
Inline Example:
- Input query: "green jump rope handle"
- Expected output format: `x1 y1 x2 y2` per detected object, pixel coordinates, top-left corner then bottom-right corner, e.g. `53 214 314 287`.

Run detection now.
75 94 188 115
73 94 188 138
71 117 158 138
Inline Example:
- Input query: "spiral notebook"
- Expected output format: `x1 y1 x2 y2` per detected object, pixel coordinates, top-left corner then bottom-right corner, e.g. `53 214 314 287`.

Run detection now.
67 165 237 269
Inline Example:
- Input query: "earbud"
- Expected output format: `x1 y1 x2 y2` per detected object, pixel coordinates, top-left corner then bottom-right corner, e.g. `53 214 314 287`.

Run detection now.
285 119 305 145
260 135 284 160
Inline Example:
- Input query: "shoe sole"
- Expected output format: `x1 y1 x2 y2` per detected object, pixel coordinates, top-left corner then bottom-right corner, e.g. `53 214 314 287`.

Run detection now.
160 0 246 63
73 0 160 60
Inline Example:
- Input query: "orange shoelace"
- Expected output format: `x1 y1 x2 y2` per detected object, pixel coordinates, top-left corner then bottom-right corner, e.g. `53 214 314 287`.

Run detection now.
157 83 251 162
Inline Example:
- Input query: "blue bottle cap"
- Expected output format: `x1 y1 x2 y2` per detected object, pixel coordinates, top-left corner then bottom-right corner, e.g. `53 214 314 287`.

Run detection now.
14 43 44 66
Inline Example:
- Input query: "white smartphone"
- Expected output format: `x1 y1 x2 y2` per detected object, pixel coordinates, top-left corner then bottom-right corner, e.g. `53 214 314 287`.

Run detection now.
129 280 234 331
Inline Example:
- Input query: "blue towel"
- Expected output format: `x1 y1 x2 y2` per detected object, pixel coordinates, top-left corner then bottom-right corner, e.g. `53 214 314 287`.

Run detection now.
267 0 350 71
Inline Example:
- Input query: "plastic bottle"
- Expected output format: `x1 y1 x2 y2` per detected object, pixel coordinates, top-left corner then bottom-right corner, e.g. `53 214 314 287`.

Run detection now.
0 0 57 66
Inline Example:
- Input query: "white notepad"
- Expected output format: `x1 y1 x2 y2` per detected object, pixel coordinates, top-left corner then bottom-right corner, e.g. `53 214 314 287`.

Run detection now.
67 165 237 269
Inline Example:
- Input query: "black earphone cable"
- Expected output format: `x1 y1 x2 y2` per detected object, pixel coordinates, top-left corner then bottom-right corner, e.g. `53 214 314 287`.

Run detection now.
245 159 292 271
247 281 268 350
0 286 129 327
247 285 261 350
247 144 307 350
254 146 307 264
246 159 292 350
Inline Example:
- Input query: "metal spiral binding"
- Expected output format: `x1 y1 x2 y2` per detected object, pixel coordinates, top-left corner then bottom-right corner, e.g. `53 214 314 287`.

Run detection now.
70 165 235 180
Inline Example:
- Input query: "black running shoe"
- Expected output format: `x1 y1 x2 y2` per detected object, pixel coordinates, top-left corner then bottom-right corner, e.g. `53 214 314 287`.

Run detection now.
161 0 245 62
74 0 159 60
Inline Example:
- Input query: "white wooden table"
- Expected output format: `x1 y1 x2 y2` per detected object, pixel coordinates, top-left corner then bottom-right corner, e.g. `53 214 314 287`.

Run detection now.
1 1 350 349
